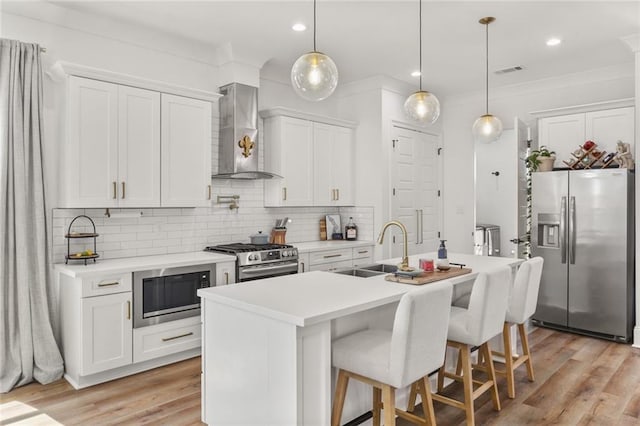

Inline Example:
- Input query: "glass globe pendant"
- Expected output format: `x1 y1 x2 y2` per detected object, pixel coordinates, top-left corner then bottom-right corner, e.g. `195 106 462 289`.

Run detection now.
404 90 440 124
404 0 440 124
291 51 338 101
290 0 338 101
472 114 504 144
473 17 503 143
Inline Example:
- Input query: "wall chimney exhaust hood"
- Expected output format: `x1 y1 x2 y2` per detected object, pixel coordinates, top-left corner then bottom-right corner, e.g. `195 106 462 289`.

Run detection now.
212 83 281 180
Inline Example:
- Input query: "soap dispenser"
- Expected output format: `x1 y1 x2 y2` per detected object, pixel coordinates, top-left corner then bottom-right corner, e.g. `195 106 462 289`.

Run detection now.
436 240 450 271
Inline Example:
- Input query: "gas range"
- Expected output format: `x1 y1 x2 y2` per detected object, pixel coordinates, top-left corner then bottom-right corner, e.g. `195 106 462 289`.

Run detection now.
204 243 299 282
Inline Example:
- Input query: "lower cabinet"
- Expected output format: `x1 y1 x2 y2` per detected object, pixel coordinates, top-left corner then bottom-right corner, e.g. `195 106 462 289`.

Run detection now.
215 261 236 285
302 244 375 272
133 316 201 363
81 291 133 375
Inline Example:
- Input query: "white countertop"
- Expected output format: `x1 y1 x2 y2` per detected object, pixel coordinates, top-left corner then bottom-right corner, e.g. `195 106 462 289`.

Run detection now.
198 252 522 327
293 240 375 253
55 251 236 278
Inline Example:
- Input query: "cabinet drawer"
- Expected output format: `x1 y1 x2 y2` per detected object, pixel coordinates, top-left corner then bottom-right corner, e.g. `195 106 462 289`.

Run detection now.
352 247 374 260
309 248 353 265
309 259 353 272
133 316 201 363
82 273 132 298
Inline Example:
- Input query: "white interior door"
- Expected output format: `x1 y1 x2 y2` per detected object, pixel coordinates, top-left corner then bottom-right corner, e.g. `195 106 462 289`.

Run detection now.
390 126 440 258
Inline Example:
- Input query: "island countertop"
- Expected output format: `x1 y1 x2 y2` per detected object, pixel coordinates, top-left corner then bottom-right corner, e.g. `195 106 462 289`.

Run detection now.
197 252 522 327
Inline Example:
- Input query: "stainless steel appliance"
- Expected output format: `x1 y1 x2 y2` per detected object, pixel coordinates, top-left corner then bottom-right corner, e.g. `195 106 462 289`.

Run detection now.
204 243 298 282
474 223 501 256
531 169 634 341
133 264 214 328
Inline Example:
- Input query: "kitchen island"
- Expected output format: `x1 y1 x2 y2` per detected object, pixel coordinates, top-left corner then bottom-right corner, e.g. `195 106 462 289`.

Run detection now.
197 253 522 425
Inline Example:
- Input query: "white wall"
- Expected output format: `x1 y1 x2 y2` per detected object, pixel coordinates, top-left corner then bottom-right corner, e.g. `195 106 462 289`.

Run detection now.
442 62 635 253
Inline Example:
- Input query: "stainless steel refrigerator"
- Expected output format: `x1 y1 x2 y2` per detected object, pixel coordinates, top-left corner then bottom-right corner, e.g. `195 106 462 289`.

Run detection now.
531 169 634 342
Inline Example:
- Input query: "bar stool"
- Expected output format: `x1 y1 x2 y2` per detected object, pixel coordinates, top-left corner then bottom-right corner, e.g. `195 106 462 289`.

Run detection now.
331 281 453 426
430 267 511 426
493 257 544 398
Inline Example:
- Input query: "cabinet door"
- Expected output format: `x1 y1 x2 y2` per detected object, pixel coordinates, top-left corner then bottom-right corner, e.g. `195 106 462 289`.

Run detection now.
118 86 160 207
264 117 314 206
65 77 118 207
313 123 335 205
81 292 132 375
215 261 236 285
298 253 310 273
161 94 212 207
585 107 635 152
332 126 354 206
538 113 585 168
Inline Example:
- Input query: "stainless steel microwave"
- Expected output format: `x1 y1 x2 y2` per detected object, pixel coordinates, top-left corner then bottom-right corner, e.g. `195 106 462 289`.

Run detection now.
133 264 214 328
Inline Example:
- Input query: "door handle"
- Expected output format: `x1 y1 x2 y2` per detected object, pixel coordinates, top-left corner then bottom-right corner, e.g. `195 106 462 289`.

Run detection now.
569 196 576 264
162 332 194 342
336 188 339 200
283 187 287 201
300 262 305 272
121 181 126 199
112 181 117 199
560 196 567 264
126 301 131 320
224 271 229 284
332 189 335 201
208 185 212 200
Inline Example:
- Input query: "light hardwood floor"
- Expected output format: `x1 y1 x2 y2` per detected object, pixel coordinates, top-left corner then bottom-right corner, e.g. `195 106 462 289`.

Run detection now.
2 327 640 425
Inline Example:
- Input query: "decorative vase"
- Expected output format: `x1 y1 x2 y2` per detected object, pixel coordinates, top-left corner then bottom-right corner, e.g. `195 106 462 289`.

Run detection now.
538 156 556 172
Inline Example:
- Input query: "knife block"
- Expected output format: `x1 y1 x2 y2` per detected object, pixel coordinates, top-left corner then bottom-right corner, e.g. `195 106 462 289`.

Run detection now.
270 228 287 245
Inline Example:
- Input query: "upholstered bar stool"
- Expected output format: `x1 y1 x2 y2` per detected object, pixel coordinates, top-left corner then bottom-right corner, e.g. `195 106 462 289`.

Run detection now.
493 257 544 399
331 281 453 426
429 267 511 426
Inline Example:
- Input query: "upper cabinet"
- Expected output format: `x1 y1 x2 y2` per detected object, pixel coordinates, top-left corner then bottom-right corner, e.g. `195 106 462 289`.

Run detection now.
161 94 212 207
537 103 635 164
55 64 217 209
261 108 356 207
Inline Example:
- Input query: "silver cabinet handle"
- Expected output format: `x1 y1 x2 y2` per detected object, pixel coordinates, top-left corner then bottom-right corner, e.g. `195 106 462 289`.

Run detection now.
358 250 369 254
300 262 305 272
98 281 119 287
560 196 567 264
283 187 287 201
336 188 339 200
126 301 131 320
122 181 126 199
162 332 194 342
569 196 576 264
224 271 229 284
113 181 117 199
208 185 212 200
323 254 342 259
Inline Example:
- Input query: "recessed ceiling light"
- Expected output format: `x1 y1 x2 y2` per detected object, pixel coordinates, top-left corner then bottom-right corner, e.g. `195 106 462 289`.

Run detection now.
292 23 307 32
411 70 421 77
546 38 562 47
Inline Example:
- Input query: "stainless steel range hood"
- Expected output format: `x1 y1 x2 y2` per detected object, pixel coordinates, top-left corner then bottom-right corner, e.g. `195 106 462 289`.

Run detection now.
212 83 281 180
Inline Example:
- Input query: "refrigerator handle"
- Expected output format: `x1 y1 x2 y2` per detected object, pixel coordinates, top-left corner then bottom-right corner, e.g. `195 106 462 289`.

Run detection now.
569 196 576 264
487 228 493 256
560 196 567 264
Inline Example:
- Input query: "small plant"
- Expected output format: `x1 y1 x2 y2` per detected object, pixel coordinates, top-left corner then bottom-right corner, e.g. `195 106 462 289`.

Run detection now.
525 146 556 171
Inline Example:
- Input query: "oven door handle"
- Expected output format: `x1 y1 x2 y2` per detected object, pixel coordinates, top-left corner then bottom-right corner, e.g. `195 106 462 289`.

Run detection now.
241 263 298 275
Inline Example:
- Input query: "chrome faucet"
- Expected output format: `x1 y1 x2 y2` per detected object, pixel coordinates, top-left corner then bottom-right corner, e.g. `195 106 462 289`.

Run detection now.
377 220 410 271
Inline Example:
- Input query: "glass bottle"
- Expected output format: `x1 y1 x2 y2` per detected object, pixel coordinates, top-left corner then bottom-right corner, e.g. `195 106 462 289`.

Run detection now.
436 239 450 270
345 217 358 241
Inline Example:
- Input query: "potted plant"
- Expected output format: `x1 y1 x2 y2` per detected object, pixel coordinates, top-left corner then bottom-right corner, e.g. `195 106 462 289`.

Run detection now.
525 146 556 172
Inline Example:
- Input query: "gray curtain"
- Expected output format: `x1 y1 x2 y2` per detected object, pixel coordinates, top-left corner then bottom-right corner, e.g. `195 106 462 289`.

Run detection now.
0 39 63 392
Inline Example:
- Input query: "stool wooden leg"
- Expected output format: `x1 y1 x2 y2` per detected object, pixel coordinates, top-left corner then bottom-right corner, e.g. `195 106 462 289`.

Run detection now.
332 369 349 426
519 323 535 381
437 347 448 392
481 342 501 412
373 387 382 426
418 376 436 426
502 322 515 399
382 385 396 426
407 381 419 413
459 344 475 426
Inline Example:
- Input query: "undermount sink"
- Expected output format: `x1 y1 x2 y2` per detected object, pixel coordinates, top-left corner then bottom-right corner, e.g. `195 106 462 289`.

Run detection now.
359 263 398 273
332 263 398 278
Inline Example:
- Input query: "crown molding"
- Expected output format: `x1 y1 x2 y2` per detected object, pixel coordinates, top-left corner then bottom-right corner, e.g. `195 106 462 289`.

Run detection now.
529 98 634 118
259 107 357 128
48 61 221 102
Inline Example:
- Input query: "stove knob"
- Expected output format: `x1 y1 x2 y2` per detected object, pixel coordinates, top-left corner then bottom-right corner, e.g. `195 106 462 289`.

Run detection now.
282 251 289 257
249 254 256 261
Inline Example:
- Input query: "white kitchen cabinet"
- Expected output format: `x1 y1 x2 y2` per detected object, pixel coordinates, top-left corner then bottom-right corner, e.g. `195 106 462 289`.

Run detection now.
538 106 634 165
133 316 201 363
351 246 374 267
263 116 314 206
305 244 375 272
298 252 310 273
161 94 213 207
313 123 354 206
81 291 133 375
261 108 356 207
215 261 236 285
63 77 160 208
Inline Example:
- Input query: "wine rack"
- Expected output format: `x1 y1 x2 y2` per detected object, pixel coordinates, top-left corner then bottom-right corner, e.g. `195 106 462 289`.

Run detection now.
562 143 616 170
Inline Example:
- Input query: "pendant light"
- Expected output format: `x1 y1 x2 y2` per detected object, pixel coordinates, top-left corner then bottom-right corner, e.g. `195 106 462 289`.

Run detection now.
404 0 440 124
472 17 503 143
291 0 338 101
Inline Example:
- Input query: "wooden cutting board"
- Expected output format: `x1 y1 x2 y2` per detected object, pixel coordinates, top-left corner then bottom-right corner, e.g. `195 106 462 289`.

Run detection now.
385 267 472 285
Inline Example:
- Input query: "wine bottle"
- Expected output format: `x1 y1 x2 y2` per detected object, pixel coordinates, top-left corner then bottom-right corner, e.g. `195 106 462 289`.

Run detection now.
345 217 358 241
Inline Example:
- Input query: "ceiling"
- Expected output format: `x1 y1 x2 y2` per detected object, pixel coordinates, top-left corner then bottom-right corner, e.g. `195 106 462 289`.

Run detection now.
7 1 640 97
